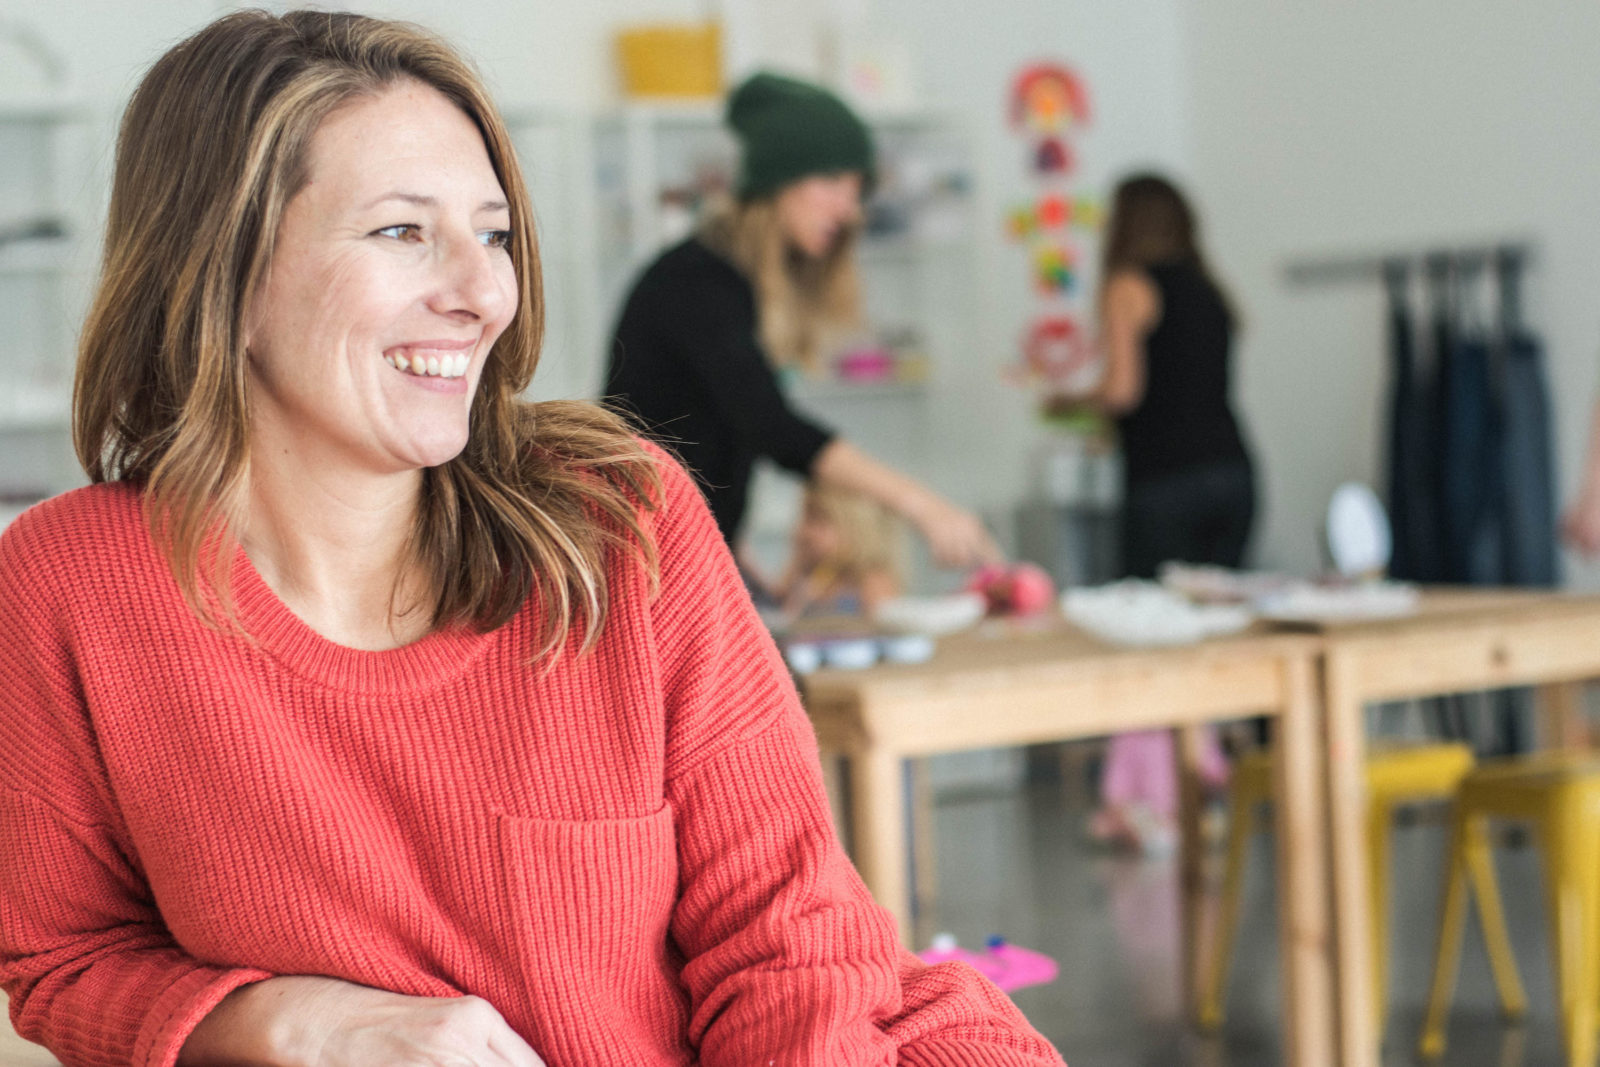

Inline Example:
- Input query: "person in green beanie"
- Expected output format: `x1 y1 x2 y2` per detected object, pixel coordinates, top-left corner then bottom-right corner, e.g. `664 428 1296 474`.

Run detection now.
605 71 999 577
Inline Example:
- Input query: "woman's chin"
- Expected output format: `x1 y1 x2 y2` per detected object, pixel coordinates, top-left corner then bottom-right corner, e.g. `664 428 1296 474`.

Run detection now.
397 428 470 471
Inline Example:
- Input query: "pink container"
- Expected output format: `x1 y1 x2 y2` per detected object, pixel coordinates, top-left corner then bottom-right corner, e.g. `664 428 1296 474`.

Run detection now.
834 346 896 383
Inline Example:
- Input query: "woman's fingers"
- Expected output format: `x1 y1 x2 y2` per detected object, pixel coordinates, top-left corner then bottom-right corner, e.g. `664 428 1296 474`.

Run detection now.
927 509 1003 569
486 1026 548 1067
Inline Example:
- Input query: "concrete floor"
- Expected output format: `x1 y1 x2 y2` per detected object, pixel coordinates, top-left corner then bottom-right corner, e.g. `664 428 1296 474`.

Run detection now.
928 770 1569 1067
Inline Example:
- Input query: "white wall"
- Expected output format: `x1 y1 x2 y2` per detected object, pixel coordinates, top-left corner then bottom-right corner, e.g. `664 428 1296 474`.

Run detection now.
1186 2 1600 583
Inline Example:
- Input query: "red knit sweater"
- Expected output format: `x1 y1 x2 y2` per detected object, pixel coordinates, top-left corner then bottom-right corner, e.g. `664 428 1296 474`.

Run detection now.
0 451 1065 1067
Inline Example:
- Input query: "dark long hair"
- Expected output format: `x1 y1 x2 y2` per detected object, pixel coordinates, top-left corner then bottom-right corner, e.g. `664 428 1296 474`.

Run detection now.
1101 173 1234 321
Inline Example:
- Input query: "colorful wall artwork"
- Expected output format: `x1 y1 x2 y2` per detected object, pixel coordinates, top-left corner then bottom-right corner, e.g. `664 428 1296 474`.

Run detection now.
1004 62 1101 391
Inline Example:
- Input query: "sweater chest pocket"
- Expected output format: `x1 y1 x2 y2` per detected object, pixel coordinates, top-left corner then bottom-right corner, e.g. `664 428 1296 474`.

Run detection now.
497 805 691 1064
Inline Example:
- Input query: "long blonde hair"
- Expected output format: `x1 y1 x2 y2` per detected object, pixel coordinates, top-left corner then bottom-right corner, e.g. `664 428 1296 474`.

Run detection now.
698 198 863 371
74 9 659 659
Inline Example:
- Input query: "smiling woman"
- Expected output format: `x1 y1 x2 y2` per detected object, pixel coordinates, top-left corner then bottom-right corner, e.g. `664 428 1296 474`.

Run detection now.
0 10 1064 1067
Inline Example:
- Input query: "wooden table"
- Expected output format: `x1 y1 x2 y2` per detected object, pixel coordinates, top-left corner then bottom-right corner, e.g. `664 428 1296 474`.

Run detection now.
1314 590 1600 1067
802 619 1335 1067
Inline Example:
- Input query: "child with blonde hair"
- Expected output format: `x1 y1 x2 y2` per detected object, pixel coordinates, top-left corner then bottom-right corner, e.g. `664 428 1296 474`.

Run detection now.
777 483 904 619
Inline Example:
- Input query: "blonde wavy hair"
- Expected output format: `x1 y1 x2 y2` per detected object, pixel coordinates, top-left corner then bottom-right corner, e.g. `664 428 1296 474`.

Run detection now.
74 9 660 659
698 197 863 371
801 484 903 587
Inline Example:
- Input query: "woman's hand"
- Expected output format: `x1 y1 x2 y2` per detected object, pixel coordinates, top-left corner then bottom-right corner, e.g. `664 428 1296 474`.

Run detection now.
908 496 1002 570
180 975 546 1067
811 440 1002 570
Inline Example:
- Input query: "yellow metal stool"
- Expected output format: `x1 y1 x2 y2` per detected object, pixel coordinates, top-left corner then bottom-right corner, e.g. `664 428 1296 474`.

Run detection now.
1419 751 1600 1066
1199 741 1478 1034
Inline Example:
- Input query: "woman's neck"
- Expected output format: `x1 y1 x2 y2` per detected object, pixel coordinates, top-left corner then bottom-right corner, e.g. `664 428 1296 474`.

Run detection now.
242 447 434 651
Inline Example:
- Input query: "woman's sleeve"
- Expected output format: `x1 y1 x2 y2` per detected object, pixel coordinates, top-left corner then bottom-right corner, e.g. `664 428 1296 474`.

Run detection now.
0 531 271 1067
648 451 1066 1067
665 267 835 476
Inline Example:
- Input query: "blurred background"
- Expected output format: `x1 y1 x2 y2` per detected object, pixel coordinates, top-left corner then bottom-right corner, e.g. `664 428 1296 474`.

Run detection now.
8 0 1595 588
3 4 1600 1064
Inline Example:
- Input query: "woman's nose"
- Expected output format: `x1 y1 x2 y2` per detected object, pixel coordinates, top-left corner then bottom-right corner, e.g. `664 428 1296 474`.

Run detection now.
431 231 513 322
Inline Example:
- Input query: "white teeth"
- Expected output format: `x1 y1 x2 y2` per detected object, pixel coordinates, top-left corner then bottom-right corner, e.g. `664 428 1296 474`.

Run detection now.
387 351 471 377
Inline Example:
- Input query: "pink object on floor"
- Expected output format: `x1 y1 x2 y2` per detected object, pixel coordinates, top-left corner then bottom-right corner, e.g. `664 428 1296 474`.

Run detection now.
917 935 1060 992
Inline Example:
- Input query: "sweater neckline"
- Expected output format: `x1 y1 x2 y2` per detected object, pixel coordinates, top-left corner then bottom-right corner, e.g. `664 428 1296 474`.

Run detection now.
230 548 501 693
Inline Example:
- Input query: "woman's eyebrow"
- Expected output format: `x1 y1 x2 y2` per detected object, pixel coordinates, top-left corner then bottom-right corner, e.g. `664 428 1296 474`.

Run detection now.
359 191 509 213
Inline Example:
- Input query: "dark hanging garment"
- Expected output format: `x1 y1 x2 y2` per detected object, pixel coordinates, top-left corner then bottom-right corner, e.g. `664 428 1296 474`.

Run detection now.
1384 264 1443 583
1438 303 1499 583
1495 254 1560 587
1425 262 1464 583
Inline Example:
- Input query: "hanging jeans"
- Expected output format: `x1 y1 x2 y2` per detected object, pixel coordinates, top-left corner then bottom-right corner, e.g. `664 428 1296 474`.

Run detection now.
1498 332 1559 586
1439 334 1500 584
1386 287 1444 582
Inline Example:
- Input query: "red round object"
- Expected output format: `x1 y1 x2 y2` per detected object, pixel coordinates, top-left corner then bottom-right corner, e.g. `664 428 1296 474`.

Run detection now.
965 563 1057 617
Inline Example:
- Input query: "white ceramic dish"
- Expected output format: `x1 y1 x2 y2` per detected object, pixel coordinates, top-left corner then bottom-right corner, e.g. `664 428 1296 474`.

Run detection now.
879 633 936 664
873 593 986 636
821 637 881 670
783 642 823 675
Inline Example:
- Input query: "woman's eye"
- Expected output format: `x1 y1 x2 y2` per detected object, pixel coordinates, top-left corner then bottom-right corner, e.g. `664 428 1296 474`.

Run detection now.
373 223 423 241
479 229 513 250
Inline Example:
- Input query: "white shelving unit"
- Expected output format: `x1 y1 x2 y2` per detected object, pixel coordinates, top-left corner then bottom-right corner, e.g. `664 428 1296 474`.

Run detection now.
0 93 92 492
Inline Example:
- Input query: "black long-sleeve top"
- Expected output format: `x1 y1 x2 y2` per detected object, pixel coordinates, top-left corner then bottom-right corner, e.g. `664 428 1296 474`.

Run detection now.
604 237 835 542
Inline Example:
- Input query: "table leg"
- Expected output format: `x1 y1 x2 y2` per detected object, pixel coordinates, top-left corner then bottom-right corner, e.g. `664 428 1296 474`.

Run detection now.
1275 654 1334 1067
1537 680 1588 750
850 747 913 943
1324 653 1376 1067
909 758 939 926
1175 724 1209 1023
820 752 847 845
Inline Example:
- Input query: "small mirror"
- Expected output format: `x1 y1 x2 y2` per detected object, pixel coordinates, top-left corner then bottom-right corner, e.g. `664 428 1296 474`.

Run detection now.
1326 482 1391 578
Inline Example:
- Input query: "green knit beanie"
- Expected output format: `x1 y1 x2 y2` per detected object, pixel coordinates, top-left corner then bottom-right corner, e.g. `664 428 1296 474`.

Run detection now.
727 72 876 200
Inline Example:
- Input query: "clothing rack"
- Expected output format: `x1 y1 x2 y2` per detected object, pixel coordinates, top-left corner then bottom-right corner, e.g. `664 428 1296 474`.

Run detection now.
1283 240 1535 287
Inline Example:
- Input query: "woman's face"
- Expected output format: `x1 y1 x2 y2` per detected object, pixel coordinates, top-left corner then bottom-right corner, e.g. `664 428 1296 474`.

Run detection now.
775 172 864 259
243 80 518 477
796 496 843 565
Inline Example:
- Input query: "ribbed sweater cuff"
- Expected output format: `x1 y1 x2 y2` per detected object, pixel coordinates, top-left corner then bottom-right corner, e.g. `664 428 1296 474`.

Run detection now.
134 967 274 1067
899 1041 1065 1067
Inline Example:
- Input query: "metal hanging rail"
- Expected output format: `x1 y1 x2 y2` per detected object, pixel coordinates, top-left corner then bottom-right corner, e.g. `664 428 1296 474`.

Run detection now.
1282 240 1535 286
